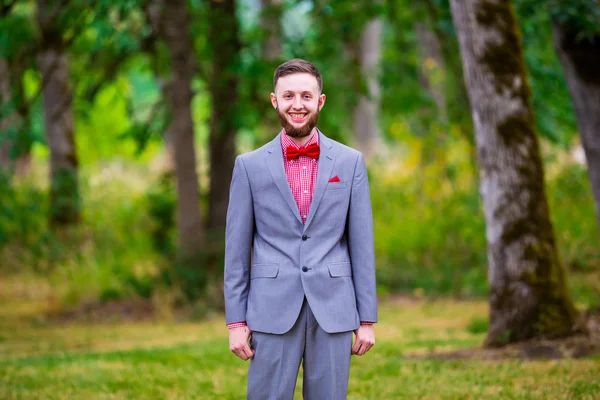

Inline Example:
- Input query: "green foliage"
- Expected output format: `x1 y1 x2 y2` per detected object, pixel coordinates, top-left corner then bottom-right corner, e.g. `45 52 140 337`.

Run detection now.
372 176 489 297
0 173 47 257
0 9 36 61
467 316 489 334
1 0 598 316
0 165 164 303
547 163 600 273
145 172 176 257
371 135 599 299
165 252 209 303
49 167 80 226
514 1 578 145
516 0 600 38
144 171 213 301
370 136 488 297
4 135 597 309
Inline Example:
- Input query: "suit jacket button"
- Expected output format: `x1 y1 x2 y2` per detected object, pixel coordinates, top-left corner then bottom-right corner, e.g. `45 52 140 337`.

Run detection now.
302 266 308 272
302 235 308 241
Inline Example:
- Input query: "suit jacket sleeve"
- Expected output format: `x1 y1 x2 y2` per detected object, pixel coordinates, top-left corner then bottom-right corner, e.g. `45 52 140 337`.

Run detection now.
224 156 255 325
348 153 378 323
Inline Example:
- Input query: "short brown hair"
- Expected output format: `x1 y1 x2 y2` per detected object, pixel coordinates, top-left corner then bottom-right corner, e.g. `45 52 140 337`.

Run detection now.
273 58 323 93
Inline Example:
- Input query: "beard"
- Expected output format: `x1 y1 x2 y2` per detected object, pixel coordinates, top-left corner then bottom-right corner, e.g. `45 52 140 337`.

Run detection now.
276 107 320 138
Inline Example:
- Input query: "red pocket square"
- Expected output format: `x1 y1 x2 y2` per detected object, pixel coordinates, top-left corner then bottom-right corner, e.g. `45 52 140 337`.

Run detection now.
328 176 340 183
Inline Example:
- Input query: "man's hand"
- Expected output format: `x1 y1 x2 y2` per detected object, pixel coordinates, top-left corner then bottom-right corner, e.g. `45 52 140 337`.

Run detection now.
352 325 375 356
229 326 255 361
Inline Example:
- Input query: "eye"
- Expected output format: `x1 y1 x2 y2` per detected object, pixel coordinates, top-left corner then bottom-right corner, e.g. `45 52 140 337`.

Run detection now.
284 94 292 99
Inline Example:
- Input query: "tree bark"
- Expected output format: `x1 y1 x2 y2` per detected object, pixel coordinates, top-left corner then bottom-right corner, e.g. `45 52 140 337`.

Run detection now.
161 0 205 259
552 21 600 241
449 0 577 346
37 0 80 226
207 0 240 249
353 17 384 161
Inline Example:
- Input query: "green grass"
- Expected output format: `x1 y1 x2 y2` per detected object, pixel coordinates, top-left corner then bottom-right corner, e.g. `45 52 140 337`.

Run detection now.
1 286 599 400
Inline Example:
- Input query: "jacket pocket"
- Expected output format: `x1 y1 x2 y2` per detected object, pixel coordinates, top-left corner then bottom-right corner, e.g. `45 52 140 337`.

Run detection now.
327 262 352 277
251 264 279 279
326 182 346 190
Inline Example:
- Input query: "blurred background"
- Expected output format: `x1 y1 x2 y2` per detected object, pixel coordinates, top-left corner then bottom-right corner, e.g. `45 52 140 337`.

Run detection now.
1 0 598 321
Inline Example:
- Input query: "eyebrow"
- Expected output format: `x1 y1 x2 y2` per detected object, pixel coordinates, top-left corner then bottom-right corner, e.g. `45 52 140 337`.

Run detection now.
282 91 314 95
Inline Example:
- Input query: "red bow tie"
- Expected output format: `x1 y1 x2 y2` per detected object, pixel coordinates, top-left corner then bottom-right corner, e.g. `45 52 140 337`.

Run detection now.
286 143 320 161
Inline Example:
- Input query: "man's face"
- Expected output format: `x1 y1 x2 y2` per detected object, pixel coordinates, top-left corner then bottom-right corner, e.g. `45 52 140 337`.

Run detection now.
270 73 326 138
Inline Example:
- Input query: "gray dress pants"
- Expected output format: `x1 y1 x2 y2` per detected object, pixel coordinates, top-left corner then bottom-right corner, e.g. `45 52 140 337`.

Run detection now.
247 298 353 400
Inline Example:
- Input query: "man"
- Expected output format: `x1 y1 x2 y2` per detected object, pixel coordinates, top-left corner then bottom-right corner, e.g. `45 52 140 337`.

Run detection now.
224 58 377 400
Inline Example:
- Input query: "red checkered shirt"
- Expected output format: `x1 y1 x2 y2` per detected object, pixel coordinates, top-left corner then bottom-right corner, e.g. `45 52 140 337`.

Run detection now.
227 130 373 328
281 130 319 223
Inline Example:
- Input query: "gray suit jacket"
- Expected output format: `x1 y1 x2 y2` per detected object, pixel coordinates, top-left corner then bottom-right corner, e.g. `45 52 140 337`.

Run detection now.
224 131 378 334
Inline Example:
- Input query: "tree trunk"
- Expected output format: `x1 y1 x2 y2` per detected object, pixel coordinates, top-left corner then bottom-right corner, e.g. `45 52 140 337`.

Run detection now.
161 0 205 259
449 0 577 346
207 0 240 251
260 0 282 62
0 58 30 176
160 80 176 173
415 21 448 121
10 60 33 177
37 48 80 226
422 0 477 172
353 17 384 161
552 21 600 241
37 0 80 226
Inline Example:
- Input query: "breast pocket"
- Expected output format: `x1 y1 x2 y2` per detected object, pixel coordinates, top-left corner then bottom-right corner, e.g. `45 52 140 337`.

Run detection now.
325 181 347 191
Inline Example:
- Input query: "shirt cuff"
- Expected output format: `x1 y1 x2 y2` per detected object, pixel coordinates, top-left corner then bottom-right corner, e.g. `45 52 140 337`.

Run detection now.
227 322 247 329
360 321 375 325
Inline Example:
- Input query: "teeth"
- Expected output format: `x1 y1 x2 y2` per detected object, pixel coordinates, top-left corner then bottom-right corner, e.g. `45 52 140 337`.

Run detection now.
290 113 306 118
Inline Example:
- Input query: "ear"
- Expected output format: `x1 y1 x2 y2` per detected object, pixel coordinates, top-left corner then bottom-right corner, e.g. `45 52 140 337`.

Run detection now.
270 93 277 109
318 94 326 111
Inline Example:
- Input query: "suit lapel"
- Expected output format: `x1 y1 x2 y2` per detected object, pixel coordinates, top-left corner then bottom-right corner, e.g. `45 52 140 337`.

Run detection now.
265 133 303 225
304 131 335 231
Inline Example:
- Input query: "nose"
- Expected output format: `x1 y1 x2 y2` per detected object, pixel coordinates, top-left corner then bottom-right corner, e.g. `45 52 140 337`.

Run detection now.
292 95 302 109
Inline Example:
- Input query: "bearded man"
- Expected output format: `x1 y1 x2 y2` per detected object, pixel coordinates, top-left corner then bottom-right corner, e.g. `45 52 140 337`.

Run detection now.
224 58 378 400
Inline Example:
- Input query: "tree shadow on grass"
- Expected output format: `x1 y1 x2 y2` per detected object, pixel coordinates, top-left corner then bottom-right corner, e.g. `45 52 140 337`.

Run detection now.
408 310 600 361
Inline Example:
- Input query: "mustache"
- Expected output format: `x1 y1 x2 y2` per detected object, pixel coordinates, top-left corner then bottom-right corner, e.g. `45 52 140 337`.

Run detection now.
276 107 320 138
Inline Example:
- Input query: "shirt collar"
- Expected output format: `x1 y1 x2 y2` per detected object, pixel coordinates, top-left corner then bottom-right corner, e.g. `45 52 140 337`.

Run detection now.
281 128 320 161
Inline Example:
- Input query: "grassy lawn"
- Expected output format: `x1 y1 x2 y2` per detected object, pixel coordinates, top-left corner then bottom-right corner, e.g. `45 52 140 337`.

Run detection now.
1 282 599 400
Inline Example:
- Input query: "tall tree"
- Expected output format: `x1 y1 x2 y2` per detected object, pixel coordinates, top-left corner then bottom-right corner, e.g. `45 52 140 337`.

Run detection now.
158 0 205 260
353 16 384 160
36 0 80 226
551 5 600 240
207 0 240 257
0 60 33 177
246 0 283 140
0 3 34 176
324 0 385 158
422 0 474 136
260 0 282 62
449 0 577 346
415 20 447 122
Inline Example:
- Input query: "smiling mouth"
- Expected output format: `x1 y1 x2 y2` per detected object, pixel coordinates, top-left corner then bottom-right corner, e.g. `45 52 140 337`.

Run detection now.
289 113 308 122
